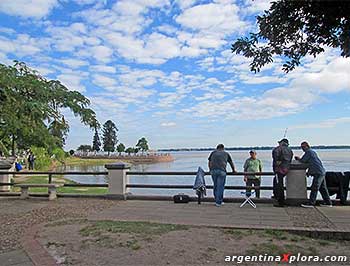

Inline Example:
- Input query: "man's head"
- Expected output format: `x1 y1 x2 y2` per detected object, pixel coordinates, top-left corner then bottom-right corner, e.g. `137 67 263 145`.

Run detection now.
249 150 257 159
216 144 225 150
278 138 289 146
300 141 310 152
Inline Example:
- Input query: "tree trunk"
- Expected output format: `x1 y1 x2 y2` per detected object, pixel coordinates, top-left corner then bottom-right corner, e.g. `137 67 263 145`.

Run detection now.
11 134 15 156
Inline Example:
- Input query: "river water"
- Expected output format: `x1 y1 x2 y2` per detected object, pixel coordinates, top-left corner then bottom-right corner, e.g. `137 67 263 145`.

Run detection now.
60 149 350 197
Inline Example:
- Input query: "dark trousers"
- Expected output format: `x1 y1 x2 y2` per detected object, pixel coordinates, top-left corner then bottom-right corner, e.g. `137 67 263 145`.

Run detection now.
310 174 332 205
273 173 285 204
246 179 260 198
28 161 34 170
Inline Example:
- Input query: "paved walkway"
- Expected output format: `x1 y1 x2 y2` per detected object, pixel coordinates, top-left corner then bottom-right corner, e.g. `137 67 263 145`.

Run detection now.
89 200 348 233
0 249 33 266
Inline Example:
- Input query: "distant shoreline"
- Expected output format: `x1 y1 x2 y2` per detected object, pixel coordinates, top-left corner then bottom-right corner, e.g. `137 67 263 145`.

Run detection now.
158 145 350 152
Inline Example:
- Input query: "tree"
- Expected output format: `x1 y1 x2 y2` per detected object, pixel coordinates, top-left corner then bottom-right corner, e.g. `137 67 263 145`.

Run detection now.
136 137 149 153
77 145 92 152
117 143 125 155
102 120 118 155
125 147 134 155
231 1 350 73
92 127 101 152
0 61 99 155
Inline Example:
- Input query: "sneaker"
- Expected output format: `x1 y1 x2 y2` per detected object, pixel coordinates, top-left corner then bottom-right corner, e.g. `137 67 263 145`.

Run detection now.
301 203 315 208
221 202 225 205
319 203 333 207
215 203 221 207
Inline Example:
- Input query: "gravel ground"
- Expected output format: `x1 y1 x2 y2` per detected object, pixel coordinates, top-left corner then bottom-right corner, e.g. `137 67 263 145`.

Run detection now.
0 197 115 253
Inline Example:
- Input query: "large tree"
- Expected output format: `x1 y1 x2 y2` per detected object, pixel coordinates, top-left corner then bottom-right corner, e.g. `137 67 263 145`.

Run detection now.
92 127 101 152
116 143 125 155
136 137 149 153
232 1 350 73
102 120 118 155
0 61 99 155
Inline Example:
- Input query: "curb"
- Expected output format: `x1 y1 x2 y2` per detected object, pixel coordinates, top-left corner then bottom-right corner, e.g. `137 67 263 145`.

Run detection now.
22 225 58 266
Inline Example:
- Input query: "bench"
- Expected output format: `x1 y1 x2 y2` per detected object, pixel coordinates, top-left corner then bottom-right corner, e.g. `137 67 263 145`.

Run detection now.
14 184 63 200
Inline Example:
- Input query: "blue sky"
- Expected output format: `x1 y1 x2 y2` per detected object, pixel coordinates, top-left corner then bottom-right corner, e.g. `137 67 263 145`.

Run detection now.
0 0 349 150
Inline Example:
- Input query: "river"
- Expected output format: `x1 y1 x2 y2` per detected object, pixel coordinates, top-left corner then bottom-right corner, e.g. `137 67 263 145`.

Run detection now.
59 149 350 197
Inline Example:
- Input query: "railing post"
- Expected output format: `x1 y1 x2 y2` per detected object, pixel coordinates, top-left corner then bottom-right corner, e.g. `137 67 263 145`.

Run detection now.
0 158 15 192
48 174 52 184
105 163 131 200
286 160 308 206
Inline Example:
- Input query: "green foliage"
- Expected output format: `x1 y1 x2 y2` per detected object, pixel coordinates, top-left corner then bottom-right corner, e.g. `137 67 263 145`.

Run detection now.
117 143 125 154
77 145 92 152
232 1 350 73
125 147 134 155
0 61 99 155
92 127 101 152
136 137 149 153
102 120 118 154
30 146 51 170
52 147 67 163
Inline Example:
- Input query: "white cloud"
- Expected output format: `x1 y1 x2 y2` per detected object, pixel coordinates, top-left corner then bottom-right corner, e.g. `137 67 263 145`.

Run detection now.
176 3 245 34
161 122 176 127
90 65 116 74
92 74 117 88
0 0 58 18
90 45 113 63
57 73 86 92
60 58 89 68
290 117 350 130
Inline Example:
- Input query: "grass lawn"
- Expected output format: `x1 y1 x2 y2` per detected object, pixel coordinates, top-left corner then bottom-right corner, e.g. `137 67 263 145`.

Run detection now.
64 157 128 166
12 174 108 194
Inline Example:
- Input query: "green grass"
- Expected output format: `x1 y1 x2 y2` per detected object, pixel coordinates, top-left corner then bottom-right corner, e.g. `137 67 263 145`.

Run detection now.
80 221 189 237
64 157 126 166
12 174 108 194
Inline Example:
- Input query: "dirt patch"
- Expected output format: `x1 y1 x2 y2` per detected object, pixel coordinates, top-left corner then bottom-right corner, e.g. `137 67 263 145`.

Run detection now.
0 198 115 253
39 220 350 266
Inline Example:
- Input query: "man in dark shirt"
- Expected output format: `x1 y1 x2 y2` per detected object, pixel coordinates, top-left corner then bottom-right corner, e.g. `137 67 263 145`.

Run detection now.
272 138 293 207
295 141 332 208
208 144 236 207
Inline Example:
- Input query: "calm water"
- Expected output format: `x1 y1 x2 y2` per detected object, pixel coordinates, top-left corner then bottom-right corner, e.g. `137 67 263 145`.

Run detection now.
60 149 350 197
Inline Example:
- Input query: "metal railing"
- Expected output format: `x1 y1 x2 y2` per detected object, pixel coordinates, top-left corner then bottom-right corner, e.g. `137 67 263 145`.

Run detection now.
0 171 348 193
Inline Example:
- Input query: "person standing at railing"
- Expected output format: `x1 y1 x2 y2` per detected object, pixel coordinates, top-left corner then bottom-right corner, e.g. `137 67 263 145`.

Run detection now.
244 150 263 198
295 141 332 208
272 138 293 207
208 144 236 207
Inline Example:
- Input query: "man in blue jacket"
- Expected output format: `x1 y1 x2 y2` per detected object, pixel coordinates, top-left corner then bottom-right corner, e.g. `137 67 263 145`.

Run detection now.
295 141 332 208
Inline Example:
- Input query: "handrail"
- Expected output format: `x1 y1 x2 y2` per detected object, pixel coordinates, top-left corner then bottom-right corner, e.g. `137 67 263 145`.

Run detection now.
127 171 275 176
0 171 108 175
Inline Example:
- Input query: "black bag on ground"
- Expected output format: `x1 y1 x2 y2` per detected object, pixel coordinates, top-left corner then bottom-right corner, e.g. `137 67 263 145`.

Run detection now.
173 194 190 203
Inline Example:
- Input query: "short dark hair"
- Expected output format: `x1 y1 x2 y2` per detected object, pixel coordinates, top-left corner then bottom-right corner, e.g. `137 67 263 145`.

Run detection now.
216 144 224 149
301 141 310 148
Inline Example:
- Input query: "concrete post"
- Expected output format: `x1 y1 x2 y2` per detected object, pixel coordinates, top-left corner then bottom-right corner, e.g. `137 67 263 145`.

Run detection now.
0 158 15 192
105 163 131 200
286 160 308 206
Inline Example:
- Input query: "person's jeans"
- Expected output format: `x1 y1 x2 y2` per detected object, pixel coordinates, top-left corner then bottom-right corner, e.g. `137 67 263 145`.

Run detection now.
273 173 285 205
309 174 332 205
211 169 226 205
246 179 261 198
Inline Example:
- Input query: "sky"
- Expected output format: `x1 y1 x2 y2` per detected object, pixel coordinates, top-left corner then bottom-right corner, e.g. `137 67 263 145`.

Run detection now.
0 0 349 150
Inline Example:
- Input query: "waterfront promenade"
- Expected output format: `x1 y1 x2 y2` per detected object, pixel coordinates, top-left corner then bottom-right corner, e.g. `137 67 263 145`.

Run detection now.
1 197 350 266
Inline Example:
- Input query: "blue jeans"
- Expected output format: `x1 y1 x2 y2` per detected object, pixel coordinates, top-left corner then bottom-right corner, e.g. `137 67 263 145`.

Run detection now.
211 169 226 205
309 174 331 205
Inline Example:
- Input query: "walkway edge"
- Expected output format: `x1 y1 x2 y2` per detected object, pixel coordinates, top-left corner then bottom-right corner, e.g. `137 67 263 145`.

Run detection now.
22 225 58 266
